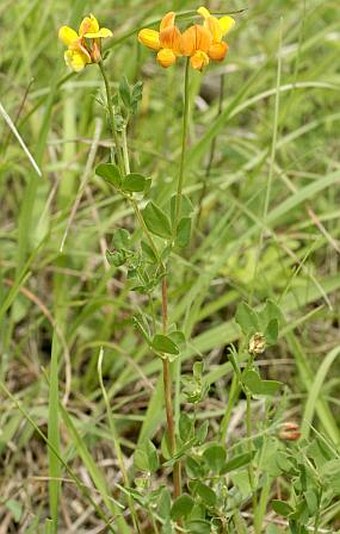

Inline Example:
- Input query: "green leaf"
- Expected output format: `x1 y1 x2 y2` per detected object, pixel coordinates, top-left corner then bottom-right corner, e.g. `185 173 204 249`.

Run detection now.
122 173 150 193
152 334 180 355
193 481 216 507
179 413 194 442
105 249 125 267
142 201 172 239
168 330 186 349
186 456 206 479
203 443 226 474
221 451 255 474
176 216 192 248
170 494 195 520
259 300 283 328
96 163 121 188
235 302 259 335
119 76 131 108
265 318 279 345
111 228 131 251
196 421 209 444
141 240 157 262
272 499 294 517
170 193 193 222
242 369 282 396
185 520 212 534
134 440 159 473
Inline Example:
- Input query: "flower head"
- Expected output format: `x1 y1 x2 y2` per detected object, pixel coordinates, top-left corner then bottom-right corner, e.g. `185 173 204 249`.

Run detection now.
138 12 182 68
197 6 235 63
180 24 212 71
180 7 235 70
59 14 112 72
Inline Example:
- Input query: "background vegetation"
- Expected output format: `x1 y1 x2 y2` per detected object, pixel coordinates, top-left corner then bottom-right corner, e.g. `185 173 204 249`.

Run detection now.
0 0 339 532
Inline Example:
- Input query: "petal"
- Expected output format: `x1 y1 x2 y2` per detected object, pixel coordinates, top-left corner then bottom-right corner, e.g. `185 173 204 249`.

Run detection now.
84 27 113 39
206 16 223 42
138 28 161 50
159 25 181 55
219 16 235 35
79 14 99 36
160 11 176 31
197 6 211 19
190 50 209 71
157 48 177 68
64 49 90 72
180 25 212 56
208 42 228 62
58 26 79 46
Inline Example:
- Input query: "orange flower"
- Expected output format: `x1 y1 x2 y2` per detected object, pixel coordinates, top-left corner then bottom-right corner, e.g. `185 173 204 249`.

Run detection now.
197 6 235 63
180 24 212 70
138 12 182 68
180 6 235 70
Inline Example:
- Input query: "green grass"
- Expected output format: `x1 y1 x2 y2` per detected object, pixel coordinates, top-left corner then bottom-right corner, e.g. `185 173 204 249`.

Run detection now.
1 0 339 532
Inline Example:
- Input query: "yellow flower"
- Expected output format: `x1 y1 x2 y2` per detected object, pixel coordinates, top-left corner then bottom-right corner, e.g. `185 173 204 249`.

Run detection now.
58 14 112 72
180 24 213 71
197 6 235 62
138 12 182 68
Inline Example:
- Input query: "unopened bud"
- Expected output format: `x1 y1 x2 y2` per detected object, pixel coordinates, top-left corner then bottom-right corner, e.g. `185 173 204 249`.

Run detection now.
278 422 301 441
248 332 266 355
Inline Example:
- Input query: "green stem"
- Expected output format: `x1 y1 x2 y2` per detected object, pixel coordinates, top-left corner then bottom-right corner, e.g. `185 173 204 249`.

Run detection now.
98 60 125 173
175 57 190 227
161 276 181 499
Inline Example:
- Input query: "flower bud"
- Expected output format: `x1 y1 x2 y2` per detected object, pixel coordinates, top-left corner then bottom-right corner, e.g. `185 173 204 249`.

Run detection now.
278 422 301 441
248 332 266 355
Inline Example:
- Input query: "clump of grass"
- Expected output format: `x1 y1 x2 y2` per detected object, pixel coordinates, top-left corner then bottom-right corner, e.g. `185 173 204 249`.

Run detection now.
1 0 339 532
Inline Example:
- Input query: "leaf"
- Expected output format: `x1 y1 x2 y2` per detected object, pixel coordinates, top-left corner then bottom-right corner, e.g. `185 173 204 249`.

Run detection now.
185 520 212 534
272 499 294 517
193 481 216 507
259 299 283 328
152 334 179 355
170 193 193 222
168 330 186 349
235 302 259 334
242 369 282 396
140 240 157 263
122 173 150 193
170 494 195 520
185 455 206 479
221 451 255 474
203 444 226 474
119 76 131 108
111 228 131 250
196 421 209 444
134 440 159 473
265 318 279 345
176 216 192 248
179 413 194 442
96 163 121 188
142 202 172 239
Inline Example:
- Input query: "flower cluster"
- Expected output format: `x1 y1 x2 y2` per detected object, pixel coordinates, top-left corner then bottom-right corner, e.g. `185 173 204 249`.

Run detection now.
58 14 112 72
138 7 235 70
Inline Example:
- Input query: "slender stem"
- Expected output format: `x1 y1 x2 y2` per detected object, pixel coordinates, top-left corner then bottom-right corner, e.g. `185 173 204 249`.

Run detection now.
161 276 181 499
121 125 131 174
98 60 125 173
174 57 190 227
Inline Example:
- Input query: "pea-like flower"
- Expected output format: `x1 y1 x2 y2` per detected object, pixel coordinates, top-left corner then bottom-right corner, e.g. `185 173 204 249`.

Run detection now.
181 7 235 70
180 24 213 71
58 14 113 72
138 12 182 68
197 6 235 62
